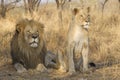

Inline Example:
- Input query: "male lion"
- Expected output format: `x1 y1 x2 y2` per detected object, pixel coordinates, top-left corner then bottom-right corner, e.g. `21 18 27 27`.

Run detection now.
66 7 90 74
11 19 47 73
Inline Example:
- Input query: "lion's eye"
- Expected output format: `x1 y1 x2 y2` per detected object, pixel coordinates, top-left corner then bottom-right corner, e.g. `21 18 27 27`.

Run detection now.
37 31 38 33
27 31 31 34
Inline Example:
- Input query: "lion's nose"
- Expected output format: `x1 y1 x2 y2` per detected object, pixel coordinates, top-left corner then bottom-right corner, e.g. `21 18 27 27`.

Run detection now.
32 34 38 39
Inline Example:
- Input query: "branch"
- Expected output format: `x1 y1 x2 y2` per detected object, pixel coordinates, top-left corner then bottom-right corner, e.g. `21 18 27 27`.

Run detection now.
23 0 28 10
6 6 15 12
6 0 21 12
6 0 21 7
34 0 39 5
35 0 41 11
61 0 66 6
1 0 5 8
36 0 41 7
55 0 59 8
104 0 108 3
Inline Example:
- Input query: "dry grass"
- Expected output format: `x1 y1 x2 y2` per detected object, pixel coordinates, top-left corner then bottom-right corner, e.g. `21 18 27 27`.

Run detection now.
89 13 120 62
0 1 120 79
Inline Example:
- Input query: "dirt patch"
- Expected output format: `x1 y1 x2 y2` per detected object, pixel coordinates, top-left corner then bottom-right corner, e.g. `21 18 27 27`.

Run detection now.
0 64 120 80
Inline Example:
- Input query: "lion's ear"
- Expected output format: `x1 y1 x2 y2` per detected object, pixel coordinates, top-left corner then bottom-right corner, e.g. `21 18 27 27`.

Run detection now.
16 23 21 33
72 8 79 16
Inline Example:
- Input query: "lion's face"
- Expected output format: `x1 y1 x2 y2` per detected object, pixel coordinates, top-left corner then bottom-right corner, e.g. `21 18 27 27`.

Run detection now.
16 19 44 48
73 7 90 29
24 25 39 48
76 12 90 29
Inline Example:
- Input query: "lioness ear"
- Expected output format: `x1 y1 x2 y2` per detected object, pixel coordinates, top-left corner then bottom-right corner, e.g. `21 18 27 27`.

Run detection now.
87 7 90 14
72 8 79 16
87 7 90 22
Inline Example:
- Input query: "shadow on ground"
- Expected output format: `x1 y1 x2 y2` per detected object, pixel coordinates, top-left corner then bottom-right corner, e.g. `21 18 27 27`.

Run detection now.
0 63 120 80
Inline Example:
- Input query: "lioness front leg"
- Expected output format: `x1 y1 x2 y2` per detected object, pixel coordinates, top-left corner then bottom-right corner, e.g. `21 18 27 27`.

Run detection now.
81 43 88 72
36 64 47 72
14 63 27 73
68 43 75 74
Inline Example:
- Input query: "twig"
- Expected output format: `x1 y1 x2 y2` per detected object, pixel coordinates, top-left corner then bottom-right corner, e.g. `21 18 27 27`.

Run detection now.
0 32 13 44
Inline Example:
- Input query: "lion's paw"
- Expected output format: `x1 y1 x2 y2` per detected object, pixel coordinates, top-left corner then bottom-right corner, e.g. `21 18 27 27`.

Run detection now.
36 64 47 72
14 63 27 73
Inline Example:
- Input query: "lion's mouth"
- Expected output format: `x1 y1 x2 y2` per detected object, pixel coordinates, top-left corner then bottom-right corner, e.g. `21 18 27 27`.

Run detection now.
30 41 38 48
29 38 39 48
83 22 90 29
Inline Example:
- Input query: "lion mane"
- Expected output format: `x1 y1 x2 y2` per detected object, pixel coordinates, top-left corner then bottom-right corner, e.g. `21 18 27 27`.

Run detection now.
10 19 47 69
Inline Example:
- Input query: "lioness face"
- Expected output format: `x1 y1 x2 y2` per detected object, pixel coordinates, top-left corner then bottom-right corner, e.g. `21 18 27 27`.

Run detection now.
24 25 39 48
73 8 90 29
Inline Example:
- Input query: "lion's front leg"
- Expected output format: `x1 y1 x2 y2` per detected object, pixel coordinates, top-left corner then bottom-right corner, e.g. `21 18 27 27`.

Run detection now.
36 64 47 72
57 50 67 73
81 43 88 72
68 43 75 74
14 63 27 73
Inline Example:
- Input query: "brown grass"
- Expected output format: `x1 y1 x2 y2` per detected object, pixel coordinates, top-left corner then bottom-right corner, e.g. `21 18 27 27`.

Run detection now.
0 1 120 79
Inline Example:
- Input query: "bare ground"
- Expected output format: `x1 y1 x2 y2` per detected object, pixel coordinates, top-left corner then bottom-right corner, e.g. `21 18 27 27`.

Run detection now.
0 63 120 80
0 1 120 80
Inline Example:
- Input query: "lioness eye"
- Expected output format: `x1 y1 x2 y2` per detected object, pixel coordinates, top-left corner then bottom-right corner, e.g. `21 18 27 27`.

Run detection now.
80 15 83 17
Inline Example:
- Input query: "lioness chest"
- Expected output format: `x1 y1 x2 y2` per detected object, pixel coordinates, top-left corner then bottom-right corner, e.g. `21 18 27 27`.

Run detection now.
68 25 88 44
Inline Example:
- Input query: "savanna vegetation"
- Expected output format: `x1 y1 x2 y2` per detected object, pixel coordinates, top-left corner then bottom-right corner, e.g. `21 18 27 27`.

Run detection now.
0 0 120 80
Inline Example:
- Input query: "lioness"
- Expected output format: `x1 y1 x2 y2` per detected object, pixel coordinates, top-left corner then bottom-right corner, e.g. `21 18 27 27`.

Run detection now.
11 19 47 73
67 7 90 73
44 7 91 74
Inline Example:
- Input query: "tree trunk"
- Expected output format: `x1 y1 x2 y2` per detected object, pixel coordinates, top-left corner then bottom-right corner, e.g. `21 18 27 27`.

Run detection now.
101 0 108 19
0 0 6 18
58 6 63 29
118 0 120 12
23 0 28 13
28 0 33 14
0 7 6 18
101 4 104 18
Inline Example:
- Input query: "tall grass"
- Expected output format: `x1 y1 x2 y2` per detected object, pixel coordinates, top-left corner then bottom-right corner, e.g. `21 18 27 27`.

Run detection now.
0 2 120 69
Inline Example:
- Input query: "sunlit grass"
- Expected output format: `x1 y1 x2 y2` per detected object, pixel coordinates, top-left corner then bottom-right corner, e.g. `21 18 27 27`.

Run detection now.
0 2 120 79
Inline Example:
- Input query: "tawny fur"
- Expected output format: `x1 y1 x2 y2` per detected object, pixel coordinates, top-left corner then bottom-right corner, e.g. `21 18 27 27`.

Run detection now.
64 7 90 73
41 8 90 73
11 19 47 71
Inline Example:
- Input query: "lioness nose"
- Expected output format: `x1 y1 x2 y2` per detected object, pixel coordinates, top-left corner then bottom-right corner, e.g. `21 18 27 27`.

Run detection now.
32 34 38 38
85 20 89 23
